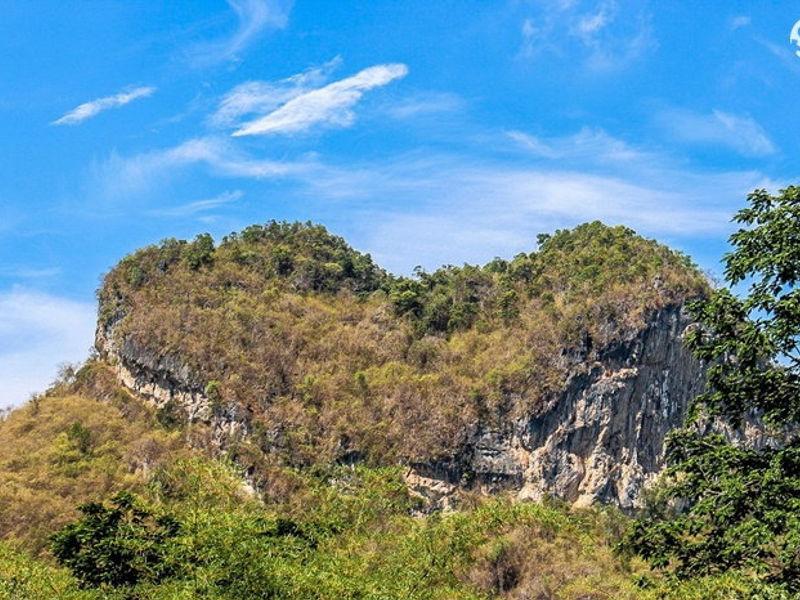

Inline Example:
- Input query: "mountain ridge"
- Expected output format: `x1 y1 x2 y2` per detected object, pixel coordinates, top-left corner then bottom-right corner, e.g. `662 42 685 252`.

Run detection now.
93 219 709 509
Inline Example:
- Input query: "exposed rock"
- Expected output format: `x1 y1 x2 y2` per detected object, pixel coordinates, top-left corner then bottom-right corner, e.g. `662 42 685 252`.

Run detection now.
407 304 706 511
98 303 748 511
96 323 249 450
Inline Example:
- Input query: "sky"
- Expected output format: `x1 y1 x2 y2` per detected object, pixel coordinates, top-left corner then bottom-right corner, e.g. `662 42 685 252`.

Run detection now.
1 0 799 408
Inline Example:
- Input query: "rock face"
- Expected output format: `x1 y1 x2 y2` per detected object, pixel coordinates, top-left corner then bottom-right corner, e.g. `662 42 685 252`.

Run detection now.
407 304 705 510
98 303 706 510
96 324 249 449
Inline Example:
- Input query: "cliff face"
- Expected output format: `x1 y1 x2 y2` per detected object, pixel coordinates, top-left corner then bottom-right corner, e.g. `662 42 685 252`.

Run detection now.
93 221 720 510
96 324 249 449
406 304 704 510
98 303 705 510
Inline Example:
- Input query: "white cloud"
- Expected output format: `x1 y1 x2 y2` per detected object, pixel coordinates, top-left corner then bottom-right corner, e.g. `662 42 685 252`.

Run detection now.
347 161 768 274
658 108 776 156
517 0 654 71
149 190 244 217
519 18 541 60
507 127 654 163
290 132 773 273
188 0 292 66
572 4 613 41
386 91 464 120
210 57 341 127
52 86 156 125
0 288 95 409
89 123 773 276
506 130 560 158
0 266 61 280
94 136 315 198
232 63 409 136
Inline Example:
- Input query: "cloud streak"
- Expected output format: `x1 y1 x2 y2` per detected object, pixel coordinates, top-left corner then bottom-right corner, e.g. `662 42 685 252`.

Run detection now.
518 0 654 72
189 0 292 66
52 86 156 125
386 91 464 120
657 108 776 156
149 190 244 217
93 136 316 199
210 57 341 127
88 121 773 276
232 63 409 136
345 160 768 274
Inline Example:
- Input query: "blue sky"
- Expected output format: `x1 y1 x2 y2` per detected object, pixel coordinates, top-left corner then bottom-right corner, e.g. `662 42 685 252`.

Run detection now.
1 0 799 408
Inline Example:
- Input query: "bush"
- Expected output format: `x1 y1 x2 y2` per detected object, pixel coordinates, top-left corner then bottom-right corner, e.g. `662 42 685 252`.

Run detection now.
51 492 179 588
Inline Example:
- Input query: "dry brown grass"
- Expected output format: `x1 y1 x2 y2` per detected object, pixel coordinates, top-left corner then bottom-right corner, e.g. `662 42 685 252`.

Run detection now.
0 389 189 554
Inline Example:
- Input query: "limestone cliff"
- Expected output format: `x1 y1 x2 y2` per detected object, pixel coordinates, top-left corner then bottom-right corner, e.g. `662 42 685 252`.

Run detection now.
406 304 704 510
93 221 722 510
97 302 706 510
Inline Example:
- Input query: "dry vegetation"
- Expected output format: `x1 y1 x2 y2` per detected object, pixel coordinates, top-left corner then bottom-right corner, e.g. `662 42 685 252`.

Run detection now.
98 220 707 470
0 220 779 598
0 371 190 555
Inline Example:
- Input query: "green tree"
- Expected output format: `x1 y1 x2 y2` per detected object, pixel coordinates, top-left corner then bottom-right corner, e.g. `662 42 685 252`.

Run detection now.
183 233 215 270
50 492 179 589
625 187 800 592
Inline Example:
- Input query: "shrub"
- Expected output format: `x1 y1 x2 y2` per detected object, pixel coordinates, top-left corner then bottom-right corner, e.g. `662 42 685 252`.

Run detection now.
51 492 179 588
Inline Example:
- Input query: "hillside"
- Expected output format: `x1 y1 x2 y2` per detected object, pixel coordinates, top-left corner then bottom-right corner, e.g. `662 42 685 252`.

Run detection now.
3 220 751 599
95 221 707 508
0 382 775 599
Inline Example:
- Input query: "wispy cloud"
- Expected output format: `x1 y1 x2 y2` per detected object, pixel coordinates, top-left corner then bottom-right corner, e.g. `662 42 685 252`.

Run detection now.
518 0 654 72
188 0 292 66
0 266 61 280
507 127 654 163
232 63 409 136
386 91 464 120
210 57 341 127
0 288 95 409
93 136 315 198
326 158 769 274
88 109 773 275
52 86 156 126
657 108 776 156
284 129 773 273
149 190 244 217
729 15 751 31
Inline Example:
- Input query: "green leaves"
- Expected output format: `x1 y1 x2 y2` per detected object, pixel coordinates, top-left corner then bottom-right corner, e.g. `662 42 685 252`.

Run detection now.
627 186 800 592
182 233 215 270
50 492 180 589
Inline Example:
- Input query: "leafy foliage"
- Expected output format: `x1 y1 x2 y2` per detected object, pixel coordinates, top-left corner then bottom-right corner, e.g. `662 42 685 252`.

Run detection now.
3 212 795 597
3 455 789 599
625 187 800 593
0 370 188 554
51 492 179 588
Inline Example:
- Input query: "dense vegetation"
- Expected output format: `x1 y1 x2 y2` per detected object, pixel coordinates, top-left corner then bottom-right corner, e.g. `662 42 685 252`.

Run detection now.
0 367 189 555
97 220 706 474
626 187 800 596
3 213 797 597
0 382 783 599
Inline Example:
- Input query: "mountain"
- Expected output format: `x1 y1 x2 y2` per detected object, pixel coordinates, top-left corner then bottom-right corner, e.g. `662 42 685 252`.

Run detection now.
94 220 707 510
6 220 782 599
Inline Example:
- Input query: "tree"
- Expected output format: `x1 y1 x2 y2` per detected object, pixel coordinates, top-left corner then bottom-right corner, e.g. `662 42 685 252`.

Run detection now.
50 492 179 588
625 187 800 592
183 233 215 270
